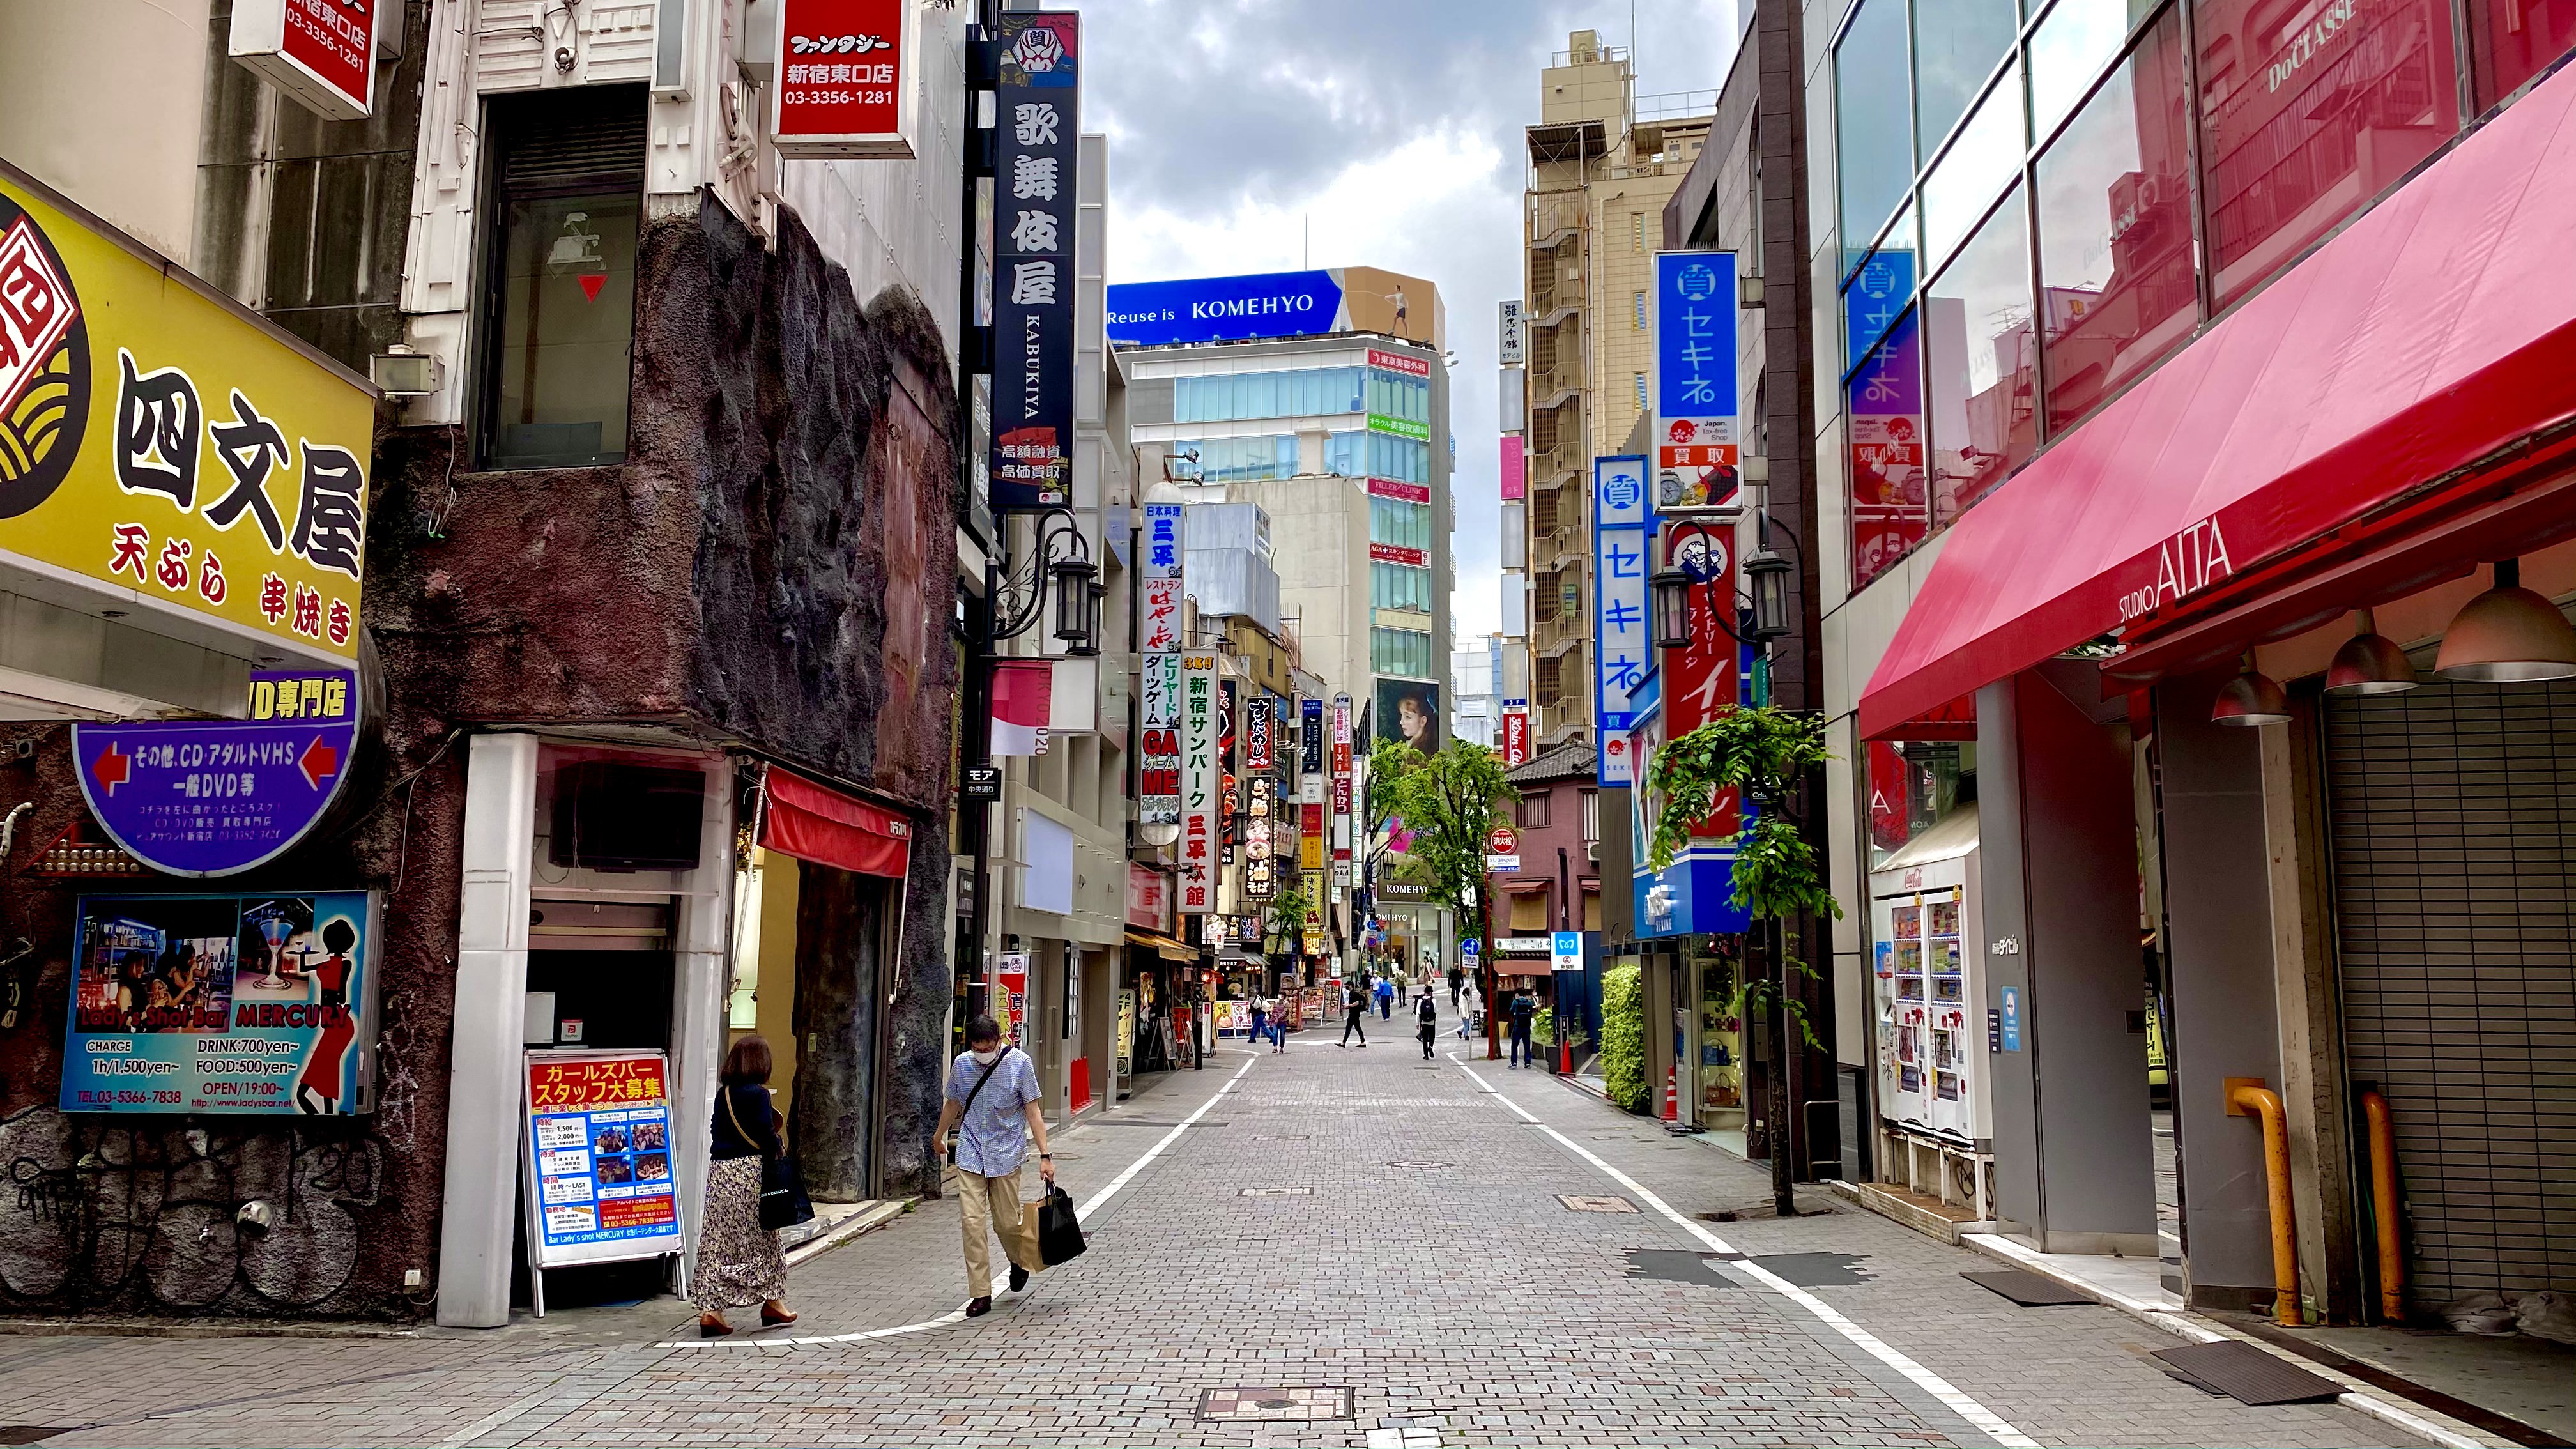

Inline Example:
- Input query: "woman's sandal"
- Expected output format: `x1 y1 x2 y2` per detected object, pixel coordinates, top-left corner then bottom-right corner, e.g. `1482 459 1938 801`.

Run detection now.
760 1306 799 1328
698 1317 732 1338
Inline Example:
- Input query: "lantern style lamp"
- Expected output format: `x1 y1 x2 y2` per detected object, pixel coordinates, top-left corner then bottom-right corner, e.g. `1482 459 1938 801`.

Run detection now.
2434 559 2576 682
2324 609 2418 696
1650 565 1693 651
1744 546 1793 643
2211 652 2291 727
1049 556 1099 654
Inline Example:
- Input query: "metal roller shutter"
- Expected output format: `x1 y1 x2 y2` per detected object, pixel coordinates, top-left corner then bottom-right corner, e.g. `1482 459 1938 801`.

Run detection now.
2323 680 2576 1309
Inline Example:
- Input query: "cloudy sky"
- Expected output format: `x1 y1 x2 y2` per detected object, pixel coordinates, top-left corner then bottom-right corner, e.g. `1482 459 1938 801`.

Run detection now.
1082 0 1744 646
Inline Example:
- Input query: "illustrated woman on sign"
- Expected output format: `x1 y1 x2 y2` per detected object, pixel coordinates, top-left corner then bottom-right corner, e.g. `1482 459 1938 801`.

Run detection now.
292 918 360 1115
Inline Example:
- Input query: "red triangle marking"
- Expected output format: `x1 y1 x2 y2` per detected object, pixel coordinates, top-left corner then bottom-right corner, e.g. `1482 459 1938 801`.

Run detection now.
578 273 607 302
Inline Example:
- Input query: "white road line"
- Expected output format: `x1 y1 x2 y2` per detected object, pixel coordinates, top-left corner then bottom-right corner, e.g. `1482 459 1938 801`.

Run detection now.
1448 1054 2041 1449
663 1054 1257 1349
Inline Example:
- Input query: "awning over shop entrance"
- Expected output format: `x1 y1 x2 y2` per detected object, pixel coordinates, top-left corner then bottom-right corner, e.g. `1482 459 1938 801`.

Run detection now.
756 767 912 879
1859 62 2576 740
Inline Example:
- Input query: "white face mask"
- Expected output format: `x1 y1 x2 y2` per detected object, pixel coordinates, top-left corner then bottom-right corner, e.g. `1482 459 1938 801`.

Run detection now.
969 1046 1002 1066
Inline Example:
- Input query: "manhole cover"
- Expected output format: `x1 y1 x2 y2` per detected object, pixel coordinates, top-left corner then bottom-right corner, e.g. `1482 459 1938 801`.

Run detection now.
1241 1186 1313 1197
1197 1386 1353 1422
1558 1194 1638 1213
1384 1160 1452 1169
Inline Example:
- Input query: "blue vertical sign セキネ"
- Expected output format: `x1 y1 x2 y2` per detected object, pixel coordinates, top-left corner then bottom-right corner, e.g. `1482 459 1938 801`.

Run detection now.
1593 454 1651 785
1652 252 1740 513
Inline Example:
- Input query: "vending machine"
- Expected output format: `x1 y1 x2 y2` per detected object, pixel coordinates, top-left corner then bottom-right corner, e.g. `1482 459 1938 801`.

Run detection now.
1868 806 1992 1204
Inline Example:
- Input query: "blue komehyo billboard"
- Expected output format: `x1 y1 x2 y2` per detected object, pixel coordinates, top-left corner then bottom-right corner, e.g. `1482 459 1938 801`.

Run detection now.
1107 270 1344 347
60 890 381 1115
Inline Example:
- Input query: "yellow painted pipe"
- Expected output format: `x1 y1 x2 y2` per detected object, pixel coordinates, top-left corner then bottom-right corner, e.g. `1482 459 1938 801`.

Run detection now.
2361 1090 2404 1322
2230 1084 2303 1327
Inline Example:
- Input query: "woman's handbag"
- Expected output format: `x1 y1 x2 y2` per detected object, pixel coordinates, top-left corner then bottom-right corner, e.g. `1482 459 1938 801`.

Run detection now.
725 1088 814 1232
1035 1183 1087 1265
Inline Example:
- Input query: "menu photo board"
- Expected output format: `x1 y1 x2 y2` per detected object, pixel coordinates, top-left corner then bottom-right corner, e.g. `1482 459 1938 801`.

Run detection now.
60 890 380 1116
521 1049 684 1273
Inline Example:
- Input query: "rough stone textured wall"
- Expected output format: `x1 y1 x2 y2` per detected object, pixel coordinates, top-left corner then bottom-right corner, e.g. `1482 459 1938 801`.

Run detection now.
0 194 965 1315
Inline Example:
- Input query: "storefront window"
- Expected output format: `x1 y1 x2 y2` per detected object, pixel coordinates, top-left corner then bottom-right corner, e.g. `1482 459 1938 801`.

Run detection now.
1169 436 1298 483
1921 60 2027 266
1926 186 2037 526
2194 0 2460 310
1370 562 1432 611
1174 367 1363 423
1849 309 1929 589
1867 739 1975 869
2471 0 2576 106
1366 369 1430 424
1917 0 2024 158
1370 627 1434 678
2035 6 2196 431
1844 205 1917 371
1837 0 1918 268
2029 0 2166 138
1369 496 1432 550
1367 433 1429 483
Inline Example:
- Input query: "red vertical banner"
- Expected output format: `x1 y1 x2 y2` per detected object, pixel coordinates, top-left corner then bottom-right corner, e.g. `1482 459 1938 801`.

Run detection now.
1501 710 1531 766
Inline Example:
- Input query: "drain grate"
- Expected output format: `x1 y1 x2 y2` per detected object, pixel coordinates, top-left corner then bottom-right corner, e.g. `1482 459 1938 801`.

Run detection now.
1384 1160 1452 1169
1240 1186 1313 1197
2150 1341 2342 1406
1197 1386 1353 1422
1558 1193 1639 1213
1961 1268 2096 1306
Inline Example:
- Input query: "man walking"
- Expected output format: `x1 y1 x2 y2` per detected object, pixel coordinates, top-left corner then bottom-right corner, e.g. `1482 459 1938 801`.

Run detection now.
933 1016 1052 1318
1416 990 1438 1059
1374 972 1394 1020
1448 964 1465 1009
1395 972 1409 1007
1508 986 1537 1068
1340 976 1368 1047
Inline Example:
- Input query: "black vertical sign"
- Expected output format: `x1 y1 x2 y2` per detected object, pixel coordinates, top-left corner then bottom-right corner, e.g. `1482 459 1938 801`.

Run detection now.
1301 696 1324 773
990 12 1078 512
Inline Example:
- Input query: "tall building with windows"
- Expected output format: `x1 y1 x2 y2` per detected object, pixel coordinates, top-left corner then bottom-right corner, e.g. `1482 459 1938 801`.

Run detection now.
1108 268 1452 752
1809 0 2576 1401
1517 31 1715 749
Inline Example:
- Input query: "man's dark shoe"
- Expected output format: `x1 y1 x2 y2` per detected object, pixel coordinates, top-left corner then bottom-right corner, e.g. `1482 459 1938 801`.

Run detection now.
1009 1263 1031 1293
966 1295 993 1317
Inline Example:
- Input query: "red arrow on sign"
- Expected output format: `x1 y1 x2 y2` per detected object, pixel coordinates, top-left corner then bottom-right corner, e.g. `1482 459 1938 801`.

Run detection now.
92 742 131 796
298 736 341 790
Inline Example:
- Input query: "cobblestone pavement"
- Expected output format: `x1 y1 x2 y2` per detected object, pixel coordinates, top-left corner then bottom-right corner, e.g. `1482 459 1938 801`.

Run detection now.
0 1009 2443 1448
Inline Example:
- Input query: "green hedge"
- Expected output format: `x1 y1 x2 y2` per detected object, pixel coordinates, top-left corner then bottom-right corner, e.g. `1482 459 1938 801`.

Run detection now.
1600 962 1646 1112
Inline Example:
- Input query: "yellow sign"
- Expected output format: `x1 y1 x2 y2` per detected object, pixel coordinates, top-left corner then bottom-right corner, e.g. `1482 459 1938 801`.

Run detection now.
0 165 374 660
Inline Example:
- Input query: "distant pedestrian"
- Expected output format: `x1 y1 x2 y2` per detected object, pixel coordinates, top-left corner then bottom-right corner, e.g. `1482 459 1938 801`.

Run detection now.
1456 981 1482 1040
1395 974 1409 1006
1448 965 1464 1008
1340 979 1369 1047
933 1016 1052 1318
1416 992 1438 1059
1271 994 1291 1052
1508 988 1538 1068
1250 994 1269 1046
1375 974 1394 1019
693 1035 796 1337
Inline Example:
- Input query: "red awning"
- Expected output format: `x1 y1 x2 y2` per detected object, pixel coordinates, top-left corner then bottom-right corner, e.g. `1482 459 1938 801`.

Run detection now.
758 767 912 880
1860 63 2576 740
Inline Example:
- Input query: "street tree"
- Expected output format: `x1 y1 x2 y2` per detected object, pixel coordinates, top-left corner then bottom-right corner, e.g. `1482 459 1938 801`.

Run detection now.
1365 735 1517 1057
1643 704 1842 1217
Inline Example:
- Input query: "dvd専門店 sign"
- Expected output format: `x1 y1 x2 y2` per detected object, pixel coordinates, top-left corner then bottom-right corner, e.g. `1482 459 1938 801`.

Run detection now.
60 890 381 1115
73 668 361 877
0 162 376 663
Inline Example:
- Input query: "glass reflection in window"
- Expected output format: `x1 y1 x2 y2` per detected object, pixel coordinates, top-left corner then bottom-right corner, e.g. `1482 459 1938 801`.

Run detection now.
1843 209 1917 374
1921 59 2027 266
1915 0 2023 158
2029 0 2166 139
1849 308 1929 589
1836 0 1917 270
2471 0 2576 106
2195 0 2460 309
490 194 639 468
2036 6 2195 431
1926 187 2037 525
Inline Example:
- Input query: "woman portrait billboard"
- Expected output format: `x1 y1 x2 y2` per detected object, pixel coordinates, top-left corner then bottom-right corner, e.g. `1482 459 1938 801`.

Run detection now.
1376 679 1442 755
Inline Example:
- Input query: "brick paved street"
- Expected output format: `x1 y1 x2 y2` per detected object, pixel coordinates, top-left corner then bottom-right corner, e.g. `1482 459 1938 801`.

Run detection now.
0 1010 2450 1448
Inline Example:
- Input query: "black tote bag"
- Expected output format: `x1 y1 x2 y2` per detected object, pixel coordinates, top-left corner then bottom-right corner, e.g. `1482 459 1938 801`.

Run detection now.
1036 1183 1086 1266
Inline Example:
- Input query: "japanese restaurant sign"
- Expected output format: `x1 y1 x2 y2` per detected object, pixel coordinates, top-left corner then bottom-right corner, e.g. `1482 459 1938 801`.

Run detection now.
521 1050 683 1267
770 0 919 158
61 890 380 1115
988 12 1080 510
73 668 360 877
229 0 379 123
0 163 374 662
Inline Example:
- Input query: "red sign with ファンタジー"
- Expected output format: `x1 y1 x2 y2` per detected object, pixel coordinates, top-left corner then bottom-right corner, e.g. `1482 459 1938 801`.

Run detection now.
772 0 915 156
282 0 372 113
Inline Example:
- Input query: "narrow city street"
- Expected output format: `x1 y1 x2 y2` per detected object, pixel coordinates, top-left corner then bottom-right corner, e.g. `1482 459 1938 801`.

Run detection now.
0 1001 2443 1449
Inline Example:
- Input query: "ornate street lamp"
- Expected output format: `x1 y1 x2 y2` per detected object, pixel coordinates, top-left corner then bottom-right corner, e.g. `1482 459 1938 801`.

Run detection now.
995 507 1100 657
1744 545 1792 644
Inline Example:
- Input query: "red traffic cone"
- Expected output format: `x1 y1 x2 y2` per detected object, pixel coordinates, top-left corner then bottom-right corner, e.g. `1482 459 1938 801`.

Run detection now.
1661 1062 1679 1122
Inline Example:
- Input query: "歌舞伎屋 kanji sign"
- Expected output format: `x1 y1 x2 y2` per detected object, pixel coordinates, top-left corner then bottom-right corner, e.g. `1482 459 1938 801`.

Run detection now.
988 12 1080 509
0 164 374 662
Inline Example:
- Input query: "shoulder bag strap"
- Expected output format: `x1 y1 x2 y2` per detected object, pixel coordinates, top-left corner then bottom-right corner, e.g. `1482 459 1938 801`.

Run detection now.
721 1085 772 1162
958 1053 1006 1117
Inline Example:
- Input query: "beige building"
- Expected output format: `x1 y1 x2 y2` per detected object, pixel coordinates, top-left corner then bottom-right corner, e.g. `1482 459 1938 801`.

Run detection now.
1513 31 1713 749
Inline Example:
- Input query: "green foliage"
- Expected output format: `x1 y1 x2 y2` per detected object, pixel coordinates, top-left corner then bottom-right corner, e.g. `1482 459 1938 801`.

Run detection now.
1599 962 1647 1112
1262 878 1314 962
1365 736 1517 947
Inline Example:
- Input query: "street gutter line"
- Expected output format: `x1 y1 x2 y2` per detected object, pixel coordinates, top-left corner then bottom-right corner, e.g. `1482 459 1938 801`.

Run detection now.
663 1052 1259 1349
1448 1054 2041 1449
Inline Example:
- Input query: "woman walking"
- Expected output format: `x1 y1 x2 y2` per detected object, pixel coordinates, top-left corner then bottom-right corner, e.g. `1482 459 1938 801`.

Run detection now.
694 1035 797 1337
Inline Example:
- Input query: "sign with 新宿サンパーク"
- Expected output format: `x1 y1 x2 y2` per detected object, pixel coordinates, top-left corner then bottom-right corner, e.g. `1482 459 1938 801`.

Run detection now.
0 164 374 662
61 890 379 1115
522 1049 682 1268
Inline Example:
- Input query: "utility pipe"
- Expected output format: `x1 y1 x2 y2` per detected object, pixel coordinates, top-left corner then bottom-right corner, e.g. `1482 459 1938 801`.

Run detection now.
2361 1089 2404 1322
2229 1082 2303 1326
